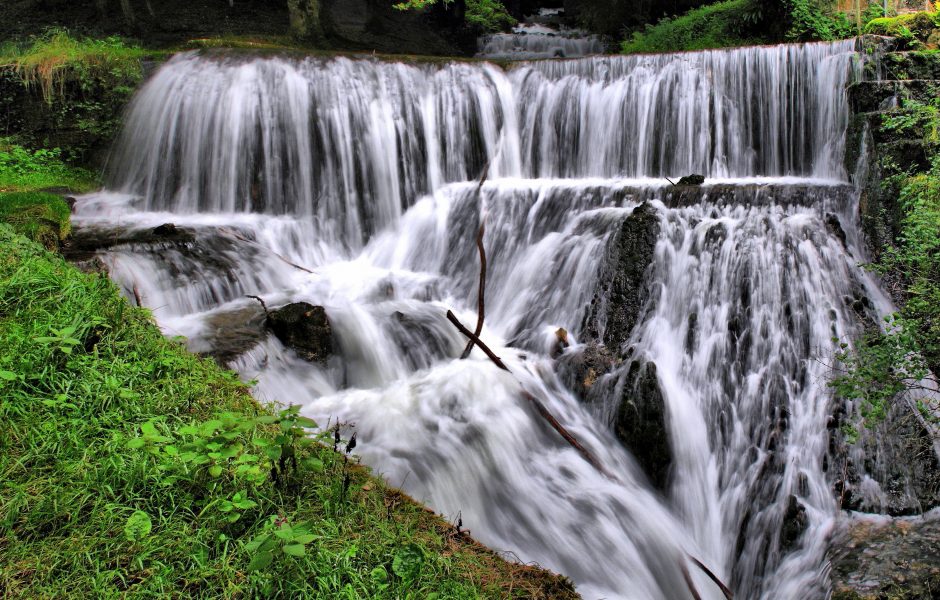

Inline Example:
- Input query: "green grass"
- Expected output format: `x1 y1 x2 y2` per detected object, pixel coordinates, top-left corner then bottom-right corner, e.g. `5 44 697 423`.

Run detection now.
0 142 97 193
0 225 577 598
621 0 762 54
0 192 71 251
0 29 148 103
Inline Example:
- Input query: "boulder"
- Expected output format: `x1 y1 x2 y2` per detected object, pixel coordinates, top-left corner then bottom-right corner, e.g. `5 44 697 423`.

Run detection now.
676 174 705 186
615 360 671 490
582 202 660 350
200 303 268 365
267 302 334 363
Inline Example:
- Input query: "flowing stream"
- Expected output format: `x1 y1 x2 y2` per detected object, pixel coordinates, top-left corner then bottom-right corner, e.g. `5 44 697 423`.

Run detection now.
75 40 884 598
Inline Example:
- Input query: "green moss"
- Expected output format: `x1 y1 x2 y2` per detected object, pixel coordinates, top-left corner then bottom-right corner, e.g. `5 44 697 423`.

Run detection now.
864 11 940 50
621 0 761 54
0 192 71 250
0 227 578 598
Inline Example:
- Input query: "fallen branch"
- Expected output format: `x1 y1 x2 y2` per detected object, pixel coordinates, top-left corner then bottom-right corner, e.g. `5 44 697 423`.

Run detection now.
447 310 509 371
132 283 143 307
460 162 491 360
689 555 733 600
447 309 614 479
680 561 703 600
246 294 270 317
461 221 487 359
225 228 315 274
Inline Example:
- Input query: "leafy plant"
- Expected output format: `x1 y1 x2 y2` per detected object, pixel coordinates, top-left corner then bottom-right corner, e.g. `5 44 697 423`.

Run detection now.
34 323 82 354
244 516 318 570
392 543 426 583
254 405 324 488
123 510 153 543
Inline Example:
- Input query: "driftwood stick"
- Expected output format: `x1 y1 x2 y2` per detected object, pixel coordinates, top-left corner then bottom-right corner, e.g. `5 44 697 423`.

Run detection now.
226 228 315 274
522 391 615 479
246 294 270 317
132 283 143 307
460 162 491 359
680 561 704 600
447 310 509 371
447 309 614 479
461 221 487 359
689 555 733 600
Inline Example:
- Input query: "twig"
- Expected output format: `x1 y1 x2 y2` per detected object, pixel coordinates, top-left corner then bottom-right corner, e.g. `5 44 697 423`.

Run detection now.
461 221 487 359
688 555 733 600
447 309 615 479
132 283 143 307
460 162 491 359
447 310 509 371
246 294 270 317
665 176 677 186
225 228 315 274
680 560 703 600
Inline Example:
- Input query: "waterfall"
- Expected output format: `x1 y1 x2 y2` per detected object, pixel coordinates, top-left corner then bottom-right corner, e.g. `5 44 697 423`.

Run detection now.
77 40 878 599
477 31 605 60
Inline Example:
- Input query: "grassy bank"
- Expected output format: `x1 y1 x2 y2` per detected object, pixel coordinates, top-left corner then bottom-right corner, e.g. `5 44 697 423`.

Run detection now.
0 221 578 598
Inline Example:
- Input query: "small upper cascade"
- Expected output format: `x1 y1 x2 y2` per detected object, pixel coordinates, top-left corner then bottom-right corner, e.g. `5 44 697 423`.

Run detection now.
106 40 858 243
477 7 605 60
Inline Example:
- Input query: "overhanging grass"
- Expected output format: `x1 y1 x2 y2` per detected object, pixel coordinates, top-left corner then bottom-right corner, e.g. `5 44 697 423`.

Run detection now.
0 29 147 102
0 225 577 598
621 0 760 54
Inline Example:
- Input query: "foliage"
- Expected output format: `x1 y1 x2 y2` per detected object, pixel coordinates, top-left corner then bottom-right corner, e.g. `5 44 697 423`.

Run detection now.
621 0 762 54
832 98 940 436
865 11 940 50
785 0 856 41
394 0 516 32
0 29 146 103
0 142 96 192
0 225 577 598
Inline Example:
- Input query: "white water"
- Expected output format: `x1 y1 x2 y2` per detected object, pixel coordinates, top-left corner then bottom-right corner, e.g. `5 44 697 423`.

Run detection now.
77 41 883 599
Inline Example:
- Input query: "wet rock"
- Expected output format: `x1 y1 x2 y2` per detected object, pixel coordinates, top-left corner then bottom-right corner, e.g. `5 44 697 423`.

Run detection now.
556 343 619 401
152 222 179 237
615 360 671 490
781 494 808 551
201 303 268 365
849 80 939 114
676 174 705 186
871 51 940 82
826 212 848 249
63 224 197 262
582 202 660 349
267 302 333 363
830 514 940 600
828 398 940 516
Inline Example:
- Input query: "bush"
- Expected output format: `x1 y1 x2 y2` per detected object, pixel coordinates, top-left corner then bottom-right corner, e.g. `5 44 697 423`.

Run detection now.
621 0 761 54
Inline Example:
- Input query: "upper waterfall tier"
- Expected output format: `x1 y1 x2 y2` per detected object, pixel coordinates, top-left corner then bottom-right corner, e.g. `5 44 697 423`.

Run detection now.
107 41 858 226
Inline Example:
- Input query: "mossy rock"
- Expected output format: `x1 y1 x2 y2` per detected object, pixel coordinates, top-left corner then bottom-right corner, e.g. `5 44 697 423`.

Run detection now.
0 192 71 250
864 12 940 50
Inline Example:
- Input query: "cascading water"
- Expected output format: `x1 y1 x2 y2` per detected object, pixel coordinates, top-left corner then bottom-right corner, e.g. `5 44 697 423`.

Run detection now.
74 39 883 599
